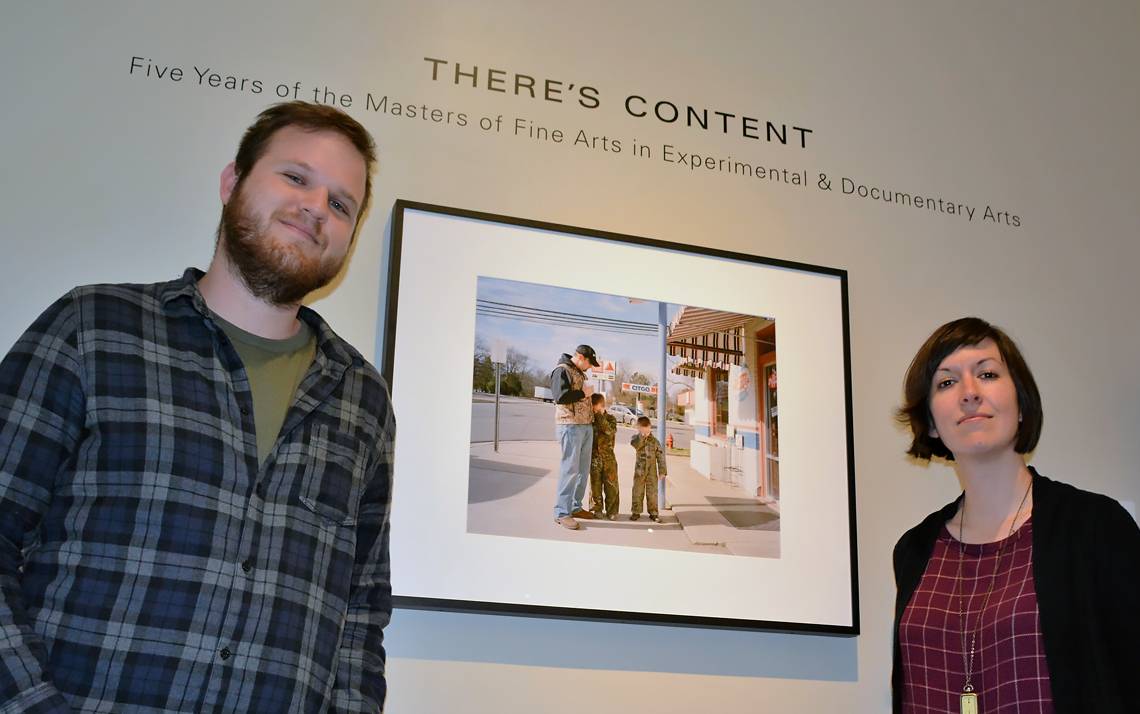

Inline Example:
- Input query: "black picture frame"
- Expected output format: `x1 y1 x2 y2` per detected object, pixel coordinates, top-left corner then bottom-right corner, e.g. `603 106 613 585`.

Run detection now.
382 199 858 635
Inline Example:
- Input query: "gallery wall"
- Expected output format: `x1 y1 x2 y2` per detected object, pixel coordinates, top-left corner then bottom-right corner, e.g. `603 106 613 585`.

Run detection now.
2 1 1138 711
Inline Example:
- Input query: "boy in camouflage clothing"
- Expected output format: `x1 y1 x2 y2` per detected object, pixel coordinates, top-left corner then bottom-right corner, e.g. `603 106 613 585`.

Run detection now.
588 394 619 520
629 416 667 522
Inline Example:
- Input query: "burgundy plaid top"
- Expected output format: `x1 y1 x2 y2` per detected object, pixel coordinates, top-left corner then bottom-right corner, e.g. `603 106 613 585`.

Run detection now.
898 518 1054 713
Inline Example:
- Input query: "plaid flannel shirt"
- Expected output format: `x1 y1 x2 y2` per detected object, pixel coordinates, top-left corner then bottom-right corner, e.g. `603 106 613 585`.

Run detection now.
0 269 395 713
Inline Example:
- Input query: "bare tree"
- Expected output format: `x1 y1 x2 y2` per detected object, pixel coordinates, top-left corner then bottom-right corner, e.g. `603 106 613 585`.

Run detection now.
472 338 494 392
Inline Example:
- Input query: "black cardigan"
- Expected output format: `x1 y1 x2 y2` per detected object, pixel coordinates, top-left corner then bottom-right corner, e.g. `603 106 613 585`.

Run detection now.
892 468 1140 713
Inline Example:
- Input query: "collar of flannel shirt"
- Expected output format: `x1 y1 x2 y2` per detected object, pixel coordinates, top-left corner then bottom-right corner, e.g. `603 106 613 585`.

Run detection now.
166 267 364 373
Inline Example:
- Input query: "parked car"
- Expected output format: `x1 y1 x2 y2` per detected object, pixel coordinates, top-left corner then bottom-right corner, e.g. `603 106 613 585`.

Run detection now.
607 405 635 424
534 386 553 402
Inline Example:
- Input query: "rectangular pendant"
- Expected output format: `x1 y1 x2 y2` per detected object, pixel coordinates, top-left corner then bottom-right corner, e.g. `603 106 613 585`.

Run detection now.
960 692 978 714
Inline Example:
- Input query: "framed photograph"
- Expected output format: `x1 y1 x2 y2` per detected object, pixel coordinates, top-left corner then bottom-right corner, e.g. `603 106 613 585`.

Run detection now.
383 200 857 634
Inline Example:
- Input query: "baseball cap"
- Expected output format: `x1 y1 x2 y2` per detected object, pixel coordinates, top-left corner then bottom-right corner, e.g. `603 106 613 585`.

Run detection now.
576 344 600 367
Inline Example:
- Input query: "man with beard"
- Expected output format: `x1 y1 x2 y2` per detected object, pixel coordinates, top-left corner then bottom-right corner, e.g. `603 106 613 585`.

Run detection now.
0 102 394 712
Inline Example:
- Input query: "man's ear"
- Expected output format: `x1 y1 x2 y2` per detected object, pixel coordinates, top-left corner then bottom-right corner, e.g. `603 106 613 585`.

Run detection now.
220 162 239 204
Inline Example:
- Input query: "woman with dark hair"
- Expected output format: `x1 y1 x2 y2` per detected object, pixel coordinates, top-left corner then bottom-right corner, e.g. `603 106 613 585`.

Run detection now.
892 317 1139 714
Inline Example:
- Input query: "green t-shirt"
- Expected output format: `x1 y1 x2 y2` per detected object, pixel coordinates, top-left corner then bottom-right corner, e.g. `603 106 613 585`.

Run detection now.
213 313 317 464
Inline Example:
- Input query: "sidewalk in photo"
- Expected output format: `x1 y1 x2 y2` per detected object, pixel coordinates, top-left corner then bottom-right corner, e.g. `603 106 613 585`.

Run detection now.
665 454 781 558
468 433 779 558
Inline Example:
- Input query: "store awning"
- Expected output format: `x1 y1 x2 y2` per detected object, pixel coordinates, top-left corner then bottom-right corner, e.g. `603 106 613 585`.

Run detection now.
667 307 756 342
667 307 751 377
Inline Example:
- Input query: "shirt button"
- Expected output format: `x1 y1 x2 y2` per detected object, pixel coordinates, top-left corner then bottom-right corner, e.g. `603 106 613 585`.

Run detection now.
219 647 232 660
241 559 253 573
256 482 267 499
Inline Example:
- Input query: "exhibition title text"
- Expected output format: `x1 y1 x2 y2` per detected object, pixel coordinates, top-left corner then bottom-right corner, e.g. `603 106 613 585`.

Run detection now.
124 53 1022 228
420 57 814 150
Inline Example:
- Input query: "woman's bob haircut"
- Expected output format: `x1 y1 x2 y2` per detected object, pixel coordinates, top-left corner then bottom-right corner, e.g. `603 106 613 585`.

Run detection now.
896 317 1042 460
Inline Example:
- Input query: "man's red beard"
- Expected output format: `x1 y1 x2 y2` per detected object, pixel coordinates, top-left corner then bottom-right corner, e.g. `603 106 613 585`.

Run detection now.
218 182 346 306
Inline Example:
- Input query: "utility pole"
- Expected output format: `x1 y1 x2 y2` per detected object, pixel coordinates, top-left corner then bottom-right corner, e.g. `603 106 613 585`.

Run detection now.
493 362 501 452
492 339 506 452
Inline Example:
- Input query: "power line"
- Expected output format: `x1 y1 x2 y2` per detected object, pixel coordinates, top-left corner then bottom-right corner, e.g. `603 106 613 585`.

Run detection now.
476 300 660 336
476 315 655 337
478 299 658 329
476 309 657 336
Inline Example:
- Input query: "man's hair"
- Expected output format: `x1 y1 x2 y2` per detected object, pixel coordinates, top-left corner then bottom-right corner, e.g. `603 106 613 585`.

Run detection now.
590 393 606 406
636 416 651 427
895 317 1042 460
232 101 377 223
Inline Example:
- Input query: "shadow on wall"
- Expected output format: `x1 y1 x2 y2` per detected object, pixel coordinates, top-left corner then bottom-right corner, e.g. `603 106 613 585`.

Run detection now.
386 608 859 682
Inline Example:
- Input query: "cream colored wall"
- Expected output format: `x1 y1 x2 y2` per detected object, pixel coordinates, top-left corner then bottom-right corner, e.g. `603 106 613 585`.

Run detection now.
2 1 1138 711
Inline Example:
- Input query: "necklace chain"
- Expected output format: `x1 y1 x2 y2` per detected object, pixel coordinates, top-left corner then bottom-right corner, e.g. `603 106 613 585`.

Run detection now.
955 476 1033 694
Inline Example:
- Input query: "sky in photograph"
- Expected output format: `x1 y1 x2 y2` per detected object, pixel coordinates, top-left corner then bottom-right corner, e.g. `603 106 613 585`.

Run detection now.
475 277 693 395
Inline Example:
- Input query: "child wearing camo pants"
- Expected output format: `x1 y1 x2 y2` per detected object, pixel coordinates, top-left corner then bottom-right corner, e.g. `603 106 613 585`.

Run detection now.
629 416 666 522
588 394 620 520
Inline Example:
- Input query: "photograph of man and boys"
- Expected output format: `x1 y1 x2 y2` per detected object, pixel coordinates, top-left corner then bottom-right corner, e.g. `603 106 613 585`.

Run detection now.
467 276 782 559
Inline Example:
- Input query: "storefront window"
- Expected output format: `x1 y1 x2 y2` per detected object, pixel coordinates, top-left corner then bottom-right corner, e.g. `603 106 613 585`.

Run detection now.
764 362 779 498
713 368 729 436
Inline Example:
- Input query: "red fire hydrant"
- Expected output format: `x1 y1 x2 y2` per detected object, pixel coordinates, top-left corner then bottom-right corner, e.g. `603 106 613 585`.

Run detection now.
666 433 674 449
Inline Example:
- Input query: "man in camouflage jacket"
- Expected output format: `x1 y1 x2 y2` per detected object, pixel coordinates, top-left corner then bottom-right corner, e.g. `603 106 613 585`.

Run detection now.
550 344 599 529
